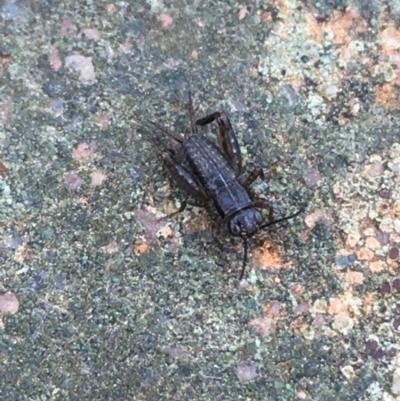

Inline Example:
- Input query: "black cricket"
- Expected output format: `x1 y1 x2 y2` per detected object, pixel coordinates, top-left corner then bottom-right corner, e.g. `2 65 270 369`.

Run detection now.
147 93 303 280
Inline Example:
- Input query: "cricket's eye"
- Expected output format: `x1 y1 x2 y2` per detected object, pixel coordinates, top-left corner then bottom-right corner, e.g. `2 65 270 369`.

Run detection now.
229 222 241 236
254 211 263 224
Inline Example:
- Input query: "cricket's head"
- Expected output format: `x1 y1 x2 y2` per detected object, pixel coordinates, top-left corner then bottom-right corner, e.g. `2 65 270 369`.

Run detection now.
228 208 263 238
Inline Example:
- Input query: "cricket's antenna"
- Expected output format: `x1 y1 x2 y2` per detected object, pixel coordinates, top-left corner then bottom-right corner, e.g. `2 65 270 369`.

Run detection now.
186 91 198 135
146 119 183 144
259 208 304 231
239 236 248 281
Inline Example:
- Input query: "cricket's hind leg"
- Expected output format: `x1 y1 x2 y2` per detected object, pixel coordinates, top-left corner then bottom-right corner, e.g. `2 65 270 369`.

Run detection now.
196 112 243 175
238 167 265 187
159 149 209 219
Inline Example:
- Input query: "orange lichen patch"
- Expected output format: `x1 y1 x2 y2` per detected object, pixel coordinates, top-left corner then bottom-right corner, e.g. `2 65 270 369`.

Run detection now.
290 316 307 331
249 317 276 336
158 13 174 28
361 221 375 234
0 159 7 176
304 209 324 229
379 24 400 55
328 296 347 315
134 239 149 254
346 232 360 248
0 53 13 68
78 197 92 211
388 264 399 275
299 324 315 341
252 241 289 270
274 0 290 12
325 8 364 45
159 200 176 216
13 244 34 264
365 237 381 250
375 83 400 110
258 9 273 23
182 210 210 234
379 217 394 233
365 161 384 177
308 7 365 45
391 199 400 217
328 291 363 317
346 270 364 285
376 200 391 217
336 248 353 257
313 299 328 314
285 74 305 90
332 314 354 334
270 20 294 38
336 113 349 127
356 247 374 261
157 224 174 239
369 260 385 273
336 41 357 64
341 365 356 381
387 255 400 270
106 3 116 14
306 14 324 43
363 292 376 315
292 284 305 296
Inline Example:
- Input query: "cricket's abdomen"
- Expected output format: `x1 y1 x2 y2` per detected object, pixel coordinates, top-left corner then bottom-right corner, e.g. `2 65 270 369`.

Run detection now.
183 135 253 218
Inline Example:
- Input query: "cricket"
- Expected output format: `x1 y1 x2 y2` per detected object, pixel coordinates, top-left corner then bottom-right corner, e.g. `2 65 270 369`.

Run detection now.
145 93 303 280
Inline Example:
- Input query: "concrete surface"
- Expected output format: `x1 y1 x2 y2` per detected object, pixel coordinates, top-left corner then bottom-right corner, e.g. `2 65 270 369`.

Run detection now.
1 0 400 400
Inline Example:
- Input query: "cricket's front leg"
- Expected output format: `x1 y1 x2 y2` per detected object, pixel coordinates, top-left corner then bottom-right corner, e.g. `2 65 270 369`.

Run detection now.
161 149 209 217
254 197 274 222
196 112 243 175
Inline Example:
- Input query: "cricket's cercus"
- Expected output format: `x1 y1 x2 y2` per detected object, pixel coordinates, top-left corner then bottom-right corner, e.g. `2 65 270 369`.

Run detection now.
145 93 304 280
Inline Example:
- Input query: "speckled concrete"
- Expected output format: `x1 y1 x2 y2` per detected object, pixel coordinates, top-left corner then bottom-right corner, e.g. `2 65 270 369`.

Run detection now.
1 0 400 400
